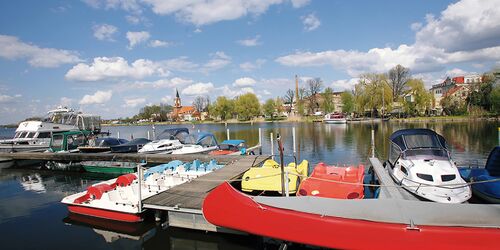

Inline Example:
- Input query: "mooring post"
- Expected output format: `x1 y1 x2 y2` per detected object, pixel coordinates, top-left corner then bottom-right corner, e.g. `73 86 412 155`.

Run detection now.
147 131 150 140
270 132 274 160
152 125 156 139
258 128 262 155
371 129 375 158
226 128 230 140
117 131 120 139
285 170 289 197
292 127 296 157
137 164 142 213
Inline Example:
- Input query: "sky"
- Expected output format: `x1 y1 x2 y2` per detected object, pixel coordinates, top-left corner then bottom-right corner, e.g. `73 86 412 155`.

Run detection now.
1 0 500 124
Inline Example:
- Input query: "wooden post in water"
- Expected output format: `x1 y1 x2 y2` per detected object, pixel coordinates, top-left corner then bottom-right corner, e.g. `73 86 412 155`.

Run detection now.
371 129 375 158
277 133 286 196
137 164 142 213
226 128 230 140
117 131 120 139
270 132 274 160
292 127 296 157
147 131 150 140
258 128 262 155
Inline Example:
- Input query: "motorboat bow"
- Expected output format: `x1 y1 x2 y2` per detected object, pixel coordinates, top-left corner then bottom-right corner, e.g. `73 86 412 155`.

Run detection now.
138 128 188 154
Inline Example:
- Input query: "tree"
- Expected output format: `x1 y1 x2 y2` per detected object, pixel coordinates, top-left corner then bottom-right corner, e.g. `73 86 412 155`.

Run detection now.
262 98 276 119
404 78 432 115
306 78 323 114
321 87 334 113
234 93 260 120
209 96 233 121
491 85 500 114
192 96 208 112
354 73 392 116
275 97 285 115
283 89 295 114
341 91 354 114
441 95 466 115
388 64 410 101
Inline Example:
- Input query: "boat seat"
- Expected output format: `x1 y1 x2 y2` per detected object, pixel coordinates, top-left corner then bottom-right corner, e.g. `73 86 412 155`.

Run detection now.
115 174 137 187
485 146 500 176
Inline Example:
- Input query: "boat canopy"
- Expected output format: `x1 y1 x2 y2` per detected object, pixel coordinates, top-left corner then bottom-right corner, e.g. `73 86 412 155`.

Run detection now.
182 132 218 147
389 129 447 151
156 128 189 140
119 138 151 146
221 140 246 146
219 140 246 151
95 137 128 147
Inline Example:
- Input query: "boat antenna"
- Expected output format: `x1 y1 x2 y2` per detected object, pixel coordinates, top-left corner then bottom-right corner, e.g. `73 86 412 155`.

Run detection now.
277 133 286 196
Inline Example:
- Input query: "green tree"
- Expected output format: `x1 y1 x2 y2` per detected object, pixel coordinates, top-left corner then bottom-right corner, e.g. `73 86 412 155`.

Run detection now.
388 64 410 101
321 87 334 113
234 93 260 120
275 97 285 115
341 91 354 113
441 95 467 115
491 85 500 114
354 73 392 116
262 98 276 120
404 78 432 116
209 96 234 121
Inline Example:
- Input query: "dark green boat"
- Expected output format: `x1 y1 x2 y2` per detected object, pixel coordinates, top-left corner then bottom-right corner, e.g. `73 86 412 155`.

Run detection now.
81 161 137 174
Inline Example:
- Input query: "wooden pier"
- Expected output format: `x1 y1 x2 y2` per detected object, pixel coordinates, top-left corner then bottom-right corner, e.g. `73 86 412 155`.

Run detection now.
369 157 419 201
144 155 269 232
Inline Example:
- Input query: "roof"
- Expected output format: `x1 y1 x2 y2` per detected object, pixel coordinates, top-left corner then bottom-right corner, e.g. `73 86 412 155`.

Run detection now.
389 129 447 150
453 76 464 84
175 106 196 114
221 139 246 145
443 85 464 97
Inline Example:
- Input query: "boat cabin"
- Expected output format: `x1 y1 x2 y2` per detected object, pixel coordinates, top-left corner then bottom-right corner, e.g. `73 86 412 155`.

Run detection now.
156 128 189 140
49 131 91 152
183 133 218 148
387 129 449 167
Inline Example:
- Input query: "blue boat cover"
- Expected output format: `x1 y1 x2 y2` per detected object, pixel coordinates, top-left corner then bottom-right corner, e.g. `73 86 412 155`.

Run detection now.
144 160 183 178
221 140 246 146
389 129 447 151
485 146 500 176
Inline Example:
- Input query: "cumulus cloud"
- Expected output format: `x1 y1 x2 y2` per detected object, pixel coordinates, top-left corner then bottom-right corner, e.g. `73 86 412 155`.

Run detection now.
59 97 73 107
160 95 172 104
83 0 142 14
0 94 21 103
181 82 214 95
233 77 256 87
237 35 261 47
126 31 150 49
218 85 255 98
201 51 231 73
291 0 310 8
445 68 476 77
123 97 146 108
65 57 169 81
93 24 118 41
127 77 193 89
79 90 113 105
149 39 170 47
0 35 81 68
302 13 320 31
330 78 359 91
240 59 266 71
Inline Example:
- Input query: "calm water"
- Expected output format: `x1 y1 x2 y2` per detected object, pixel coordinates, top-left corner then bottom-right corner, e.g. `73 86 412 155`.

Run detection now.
0 121 498 249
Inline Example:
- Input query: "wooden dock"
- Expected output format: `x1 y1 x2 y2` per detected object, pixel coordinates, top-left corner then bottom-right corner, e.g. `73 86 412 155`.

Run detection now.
143 155 269 232
369 157 419 201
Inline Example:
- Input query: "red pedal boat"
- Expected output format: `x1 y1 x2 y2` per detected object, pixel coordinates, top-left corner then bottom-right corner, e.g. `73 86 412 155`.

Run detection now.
203 182 500 249
297 162 364 199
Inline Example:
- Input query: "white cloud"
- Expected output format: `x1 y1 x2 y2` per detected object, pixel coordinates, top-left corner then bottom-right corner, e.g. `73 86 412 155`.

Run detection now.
161 95 172 104
59 97 73 107
127 77 193 89
194 28 202 33
149 39 170 47
123 97 146 108
330 78 359 91
0 35 81 68
202 51 231 73
302 13 320 31
79 90 113 105
445 68 476 77
181 82 214 95
291 0 310 8
410 22 422 31
126 31 150 49
65 57 170 81
233 77 256 87
83 0 142 14
240 59 266 71
93 24 118 41
218 85 255 98
0 94 21 103
237 35 261 47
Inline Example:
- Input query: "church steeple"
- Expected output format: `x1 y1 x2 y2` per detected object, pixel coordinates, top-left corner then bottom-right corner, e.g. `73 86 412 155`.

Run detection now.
174 89 181 108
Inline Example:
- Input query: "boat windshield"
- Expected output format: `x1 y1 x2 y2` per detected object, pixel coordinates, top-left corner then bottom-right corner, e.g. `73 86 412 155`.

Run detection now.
42 112 77 125
157 130 189 140
403 148 449 160
403 134 443 149
51 134 64 148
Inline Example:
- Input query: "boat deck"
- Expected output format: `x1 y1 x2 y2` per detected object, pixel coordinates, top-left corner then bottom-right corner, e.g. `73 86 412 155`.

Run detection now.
369 157 419 201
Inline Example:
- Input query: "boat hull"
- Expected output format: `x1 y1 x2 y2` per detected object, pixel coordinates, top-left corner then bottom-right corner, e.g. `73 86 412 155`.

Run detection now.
68 205 143 223
203 182 500 250
323 119 347 124
82 165 136 174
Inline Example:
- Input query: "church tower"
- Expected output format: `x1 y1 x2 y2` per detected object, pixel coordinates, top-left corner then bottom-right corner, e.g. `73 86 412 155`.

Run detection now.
174 89 181 108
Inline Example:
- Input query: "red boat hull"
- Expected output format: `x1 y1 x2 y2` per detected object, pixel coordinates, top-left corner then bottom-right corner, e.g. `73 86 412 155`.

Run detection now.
68 205 143 223
203 182 500 250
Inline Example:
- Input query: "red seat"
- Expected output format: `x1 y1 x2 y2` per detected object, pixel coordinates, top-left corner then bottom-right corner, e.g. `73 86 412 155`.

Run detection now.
115 174 137 187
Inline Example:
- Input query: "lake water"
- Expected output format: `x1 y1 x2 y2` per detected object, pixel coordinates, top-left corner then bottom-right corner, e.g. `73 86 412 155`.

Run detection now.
0 121 498 249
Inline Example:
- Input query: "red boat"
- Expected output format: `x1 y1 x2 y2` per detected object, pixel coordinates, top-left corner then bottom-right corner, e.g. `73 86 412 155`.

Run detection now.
203 182 500 249
209 140 247 156
297 162 364 199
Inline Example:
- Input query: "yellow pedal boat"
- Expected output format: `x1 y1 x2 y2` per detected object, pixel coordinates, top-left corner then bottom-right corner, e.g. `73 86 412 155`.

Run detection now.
241 159 309 194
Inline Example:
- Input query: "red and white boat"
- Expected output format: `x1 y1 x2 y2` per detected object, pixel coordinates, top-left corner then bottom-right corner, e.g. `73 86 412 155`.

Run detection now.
297 162 364 199
203 182 500 249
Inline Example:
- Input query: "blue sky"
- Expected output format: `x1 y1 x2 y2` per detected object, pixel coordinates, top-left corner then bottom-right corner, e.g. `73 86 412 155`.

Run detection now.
1 0 499 124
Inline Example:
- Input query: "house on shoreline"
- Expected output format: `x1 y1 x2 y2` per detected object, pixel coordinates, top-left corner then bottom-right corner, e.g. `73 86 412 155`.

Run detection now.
430 74 483 113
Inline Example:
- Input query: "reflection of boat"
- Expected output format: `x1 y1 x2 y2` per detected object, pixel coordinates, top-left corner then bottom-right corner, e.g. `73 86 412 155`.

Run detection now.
78 138 128 153
459 146 500 203
241 159 308 194
0 157 14 169
45 161 83 171
386 129 471 203
20 174 46 193
0 106 101 152
138 128 188 154
171 133 219 155
297 162 364 199
81 161 137 174
209 140 247 156
203 182 500 249
323 113 347 124
62 160 224 222
63 213 156 243
110 138 151 153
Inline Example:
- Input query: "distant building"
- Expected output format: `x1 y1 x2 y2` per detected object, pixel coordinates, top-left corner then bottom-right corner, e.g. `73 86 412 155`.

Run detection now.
430 74 483 113
170 90 199 121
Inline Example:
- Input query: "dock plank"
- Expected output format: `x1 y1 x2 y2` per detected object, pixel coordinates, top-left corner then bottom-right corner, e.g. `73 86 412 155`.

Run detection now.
143 155 269 210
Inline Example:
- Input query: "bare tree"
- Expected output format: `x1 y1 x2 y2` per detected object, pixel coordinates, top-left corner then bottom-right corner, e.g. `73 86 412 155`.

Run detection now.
193 96 207 112
306 78 323 113
283 89 295 114
388 64 410 101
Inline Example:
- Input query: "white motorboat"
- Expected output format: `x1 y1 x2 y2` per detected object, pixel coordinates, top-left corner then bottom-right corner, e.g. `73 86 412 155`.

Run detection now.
138 128 187 154
61 160 224 222
323 113 347 124
0 106 101 152
171 132 218 155
385 129 471 203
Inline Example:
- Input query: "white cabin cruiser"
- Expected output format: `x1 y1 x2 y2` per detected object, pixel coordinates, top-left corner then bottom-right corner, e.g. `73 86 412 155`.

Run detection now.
138 128 188 154
171 132 218 155
323 113 347 124
386 129 471 203
0 106 101 152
